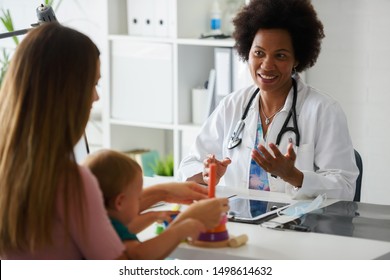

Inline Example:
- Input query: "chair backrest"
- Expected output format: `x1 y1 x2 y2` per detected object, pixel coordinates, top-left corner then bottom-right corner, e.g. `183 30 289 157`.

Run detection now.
354 149 363 202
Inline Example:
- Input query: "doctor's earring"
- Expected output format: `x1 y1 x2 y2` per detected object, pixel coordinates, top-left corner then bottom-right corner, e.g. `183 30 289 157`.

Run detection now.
292 66 298 78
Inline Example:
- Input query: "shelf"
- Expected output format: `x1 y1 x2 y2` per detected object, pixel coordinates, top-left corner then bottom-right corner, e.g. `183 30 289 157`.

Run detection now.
104 0 248 168
177 123 203 131
108 34 174 44
110 119 175 130
108 35 235 47
177 38 235 47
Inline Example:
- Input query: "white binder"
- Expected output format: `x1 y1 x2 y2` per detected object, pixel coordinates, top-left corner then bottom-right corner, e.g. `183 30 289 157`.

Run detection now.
128 0 174 37
232 49 252 91
140 0 154 36
127 0 142 35
206 69 216 117
153 0 170 37
214 47 232 103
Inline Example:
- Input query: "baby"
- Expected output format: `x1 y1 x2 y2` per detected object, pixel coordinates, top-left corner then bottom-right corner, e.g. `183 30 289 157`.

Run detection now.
83 149 206 259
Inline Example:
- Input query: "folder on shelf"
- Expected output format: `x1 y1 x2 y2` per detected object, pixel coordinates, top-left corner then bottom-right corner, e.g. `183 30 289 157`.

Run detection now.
232 49 252 91
206 68 216 117
127 0 174 37
127 0 154 36
153 0 171 37
140 0 154 36
214 47 232 105
127 0 143 35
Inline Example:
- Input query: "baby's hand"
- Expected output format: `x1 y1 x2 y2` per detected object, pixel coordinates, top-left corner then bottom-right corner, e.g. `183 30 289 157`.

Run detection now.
155 210 179 222
171 218 206 241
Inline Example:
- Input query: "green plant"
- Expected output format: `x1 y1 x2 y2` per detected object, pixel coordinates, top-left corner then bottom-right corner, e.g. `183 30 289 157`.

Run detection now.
0 1 64 86
0 8 17 86
45 0 63 11
0 48 10 86
150 154 174 176
0 8 19 45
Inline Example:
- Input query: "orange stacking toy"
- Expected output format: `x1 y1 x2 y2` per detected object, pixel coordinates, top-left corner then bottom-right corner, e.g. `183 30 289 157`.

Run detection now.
197 163 229 242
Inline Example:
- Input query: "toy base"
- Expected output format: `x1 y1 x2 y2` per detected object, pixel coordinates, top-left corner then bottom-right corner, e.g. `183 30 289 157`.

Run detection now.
189 239 230 248
198 231 229 242
189 234 249 248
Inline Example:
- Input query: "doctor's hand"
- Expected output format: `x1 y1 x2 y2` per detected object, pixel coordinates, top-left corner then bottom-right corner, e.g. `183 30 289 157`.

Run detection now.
251 142 303 188
202 154 231 186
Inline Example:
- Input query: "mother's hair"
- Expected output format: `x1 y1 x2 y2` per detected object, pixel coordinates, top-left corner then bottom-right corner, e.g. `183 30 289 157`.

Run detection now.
0 23 100 253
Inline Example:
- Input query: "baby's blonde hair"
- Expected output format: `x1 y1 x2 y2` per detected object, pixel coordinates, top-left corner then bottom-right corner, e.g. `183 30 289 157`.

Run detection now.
84 149 142 207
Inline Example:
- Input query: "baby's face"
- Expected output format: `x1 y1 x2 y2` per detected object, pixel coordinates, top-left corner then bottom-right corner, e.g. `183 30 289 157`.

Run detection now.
120 172 143 223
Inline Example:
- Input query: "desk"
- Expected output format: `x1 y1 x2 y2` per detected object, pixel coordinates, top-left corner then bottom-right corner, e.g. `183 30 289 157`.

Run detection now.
141 177 390 260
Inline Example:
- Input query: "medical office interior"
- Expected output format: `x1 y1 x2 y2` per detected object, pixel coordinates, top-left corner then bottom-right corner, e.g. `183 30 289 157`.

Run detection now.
1 0 390 208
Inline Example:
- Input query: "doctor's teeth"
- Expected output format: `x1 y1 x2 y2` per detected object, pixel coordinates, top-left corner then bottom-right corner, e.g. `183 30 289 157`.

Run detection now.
260 74 275 80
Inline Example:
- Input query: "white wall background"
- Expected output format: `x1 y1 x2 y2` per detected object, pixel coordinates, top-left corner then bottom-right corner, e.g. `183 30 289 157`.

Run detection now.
1 0 390 204
0 0 106 51
0 0 107 151
308 0 390 204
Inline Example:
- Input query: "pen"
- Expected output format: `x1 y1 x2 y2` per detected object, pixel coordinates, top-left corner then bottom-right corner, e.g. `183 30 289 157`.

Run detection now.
285 224 310 232
279 218 310 232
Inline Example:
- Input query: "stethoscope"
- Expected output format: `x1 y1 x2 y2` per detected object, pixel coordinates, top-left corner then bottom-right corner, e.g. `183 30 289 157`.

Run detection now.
227 77 300 149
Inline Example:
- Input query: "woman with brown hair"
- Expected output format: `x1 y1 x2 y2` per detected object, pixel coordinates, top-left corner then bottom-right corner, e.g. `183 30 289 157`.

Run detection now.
0 23 228 259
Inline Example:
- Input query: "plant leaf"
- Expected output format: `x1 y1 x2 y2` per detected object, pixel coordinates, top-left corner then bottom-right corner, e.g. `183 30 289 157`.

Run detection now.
0 9 19 45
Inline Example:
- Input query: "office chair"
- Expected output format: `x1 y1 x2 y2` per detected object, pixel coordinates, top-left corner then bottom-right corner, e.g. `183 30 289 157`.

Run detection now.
354 149 363 202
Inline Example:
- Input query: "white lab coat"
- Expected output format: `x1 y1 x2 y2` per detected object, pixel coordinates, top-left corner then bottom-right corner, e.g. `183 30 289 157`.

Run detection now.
178 76 359 200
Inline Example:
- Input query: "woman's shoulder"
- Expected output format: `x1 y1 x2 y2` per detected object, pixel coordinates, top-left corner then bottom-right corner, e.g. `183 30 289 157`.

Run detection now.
78 164 97 181
77 165 100 193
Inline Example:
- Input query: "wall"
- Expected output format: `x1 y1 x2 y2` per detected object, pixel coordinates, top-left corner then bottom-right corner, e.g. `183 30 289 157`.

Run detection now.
308 0 390 204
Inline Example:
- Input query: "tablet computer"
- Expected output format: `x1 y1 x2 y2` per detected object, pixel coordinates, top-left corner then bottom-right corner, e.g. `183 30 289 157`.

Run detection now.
227 197 290 224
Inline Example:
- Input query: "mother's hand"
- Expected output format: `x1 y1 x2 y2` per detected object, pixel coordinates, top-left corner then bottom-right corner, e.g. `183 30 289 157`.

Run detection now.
160 181 209 204
140 181 209 211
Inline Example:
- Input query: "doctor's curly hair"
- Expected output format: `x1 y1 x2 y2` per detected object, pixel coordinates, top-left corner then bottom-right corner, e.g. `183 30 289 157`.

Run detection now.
233 0 324 73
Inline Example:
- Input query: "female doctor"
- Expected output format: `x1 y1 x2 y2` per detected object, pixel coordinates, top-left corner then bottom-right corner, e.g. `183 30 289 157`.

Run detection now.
178 0 359 200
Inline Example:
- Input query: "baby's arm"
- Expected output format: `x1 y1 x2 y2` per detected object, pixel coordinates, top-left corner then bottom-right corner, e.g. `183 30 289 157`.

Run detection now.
124 218 205 260
127 210 179 233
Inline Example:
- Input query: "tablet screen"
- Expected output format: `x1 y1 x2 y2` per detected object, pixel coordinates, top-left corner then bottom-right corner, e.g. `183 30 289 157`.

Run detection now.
228 197 289 222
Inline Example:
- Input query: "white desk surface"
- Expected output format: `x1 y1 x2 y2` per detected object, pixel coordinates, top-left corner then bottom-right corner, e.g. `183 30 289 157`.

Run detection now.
141 177 390 260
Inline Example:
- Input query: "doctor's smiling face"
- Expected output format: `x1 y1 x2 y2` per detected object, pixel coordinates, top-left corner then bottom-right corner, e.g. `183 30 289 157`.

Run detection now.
248 28 297 96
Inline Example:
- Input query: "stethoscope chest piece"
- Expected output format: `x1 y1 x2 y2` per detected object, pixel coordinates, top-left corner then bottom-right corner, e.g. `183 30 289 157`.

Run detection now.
227 120 245 149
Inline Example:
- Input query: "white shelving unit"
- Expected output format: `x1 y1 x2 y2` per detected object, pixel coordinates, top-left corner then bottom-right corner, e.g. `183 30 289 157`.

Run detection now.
103 0 246 175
